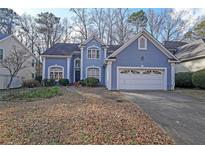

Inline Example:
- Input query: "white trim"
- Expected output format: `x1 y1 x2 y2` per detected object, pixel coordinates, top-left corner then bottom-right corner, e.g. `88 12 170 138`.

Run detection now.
41 55 71 58
42 57 46 79
48 64 64 80
171 63 175 90
107 61 112 90
104 47 107 59
87 45 101 60
0 34 12 43
116 66 167 90
138 35 147 50
80 47 83 80
85 65 101 81
106 30 179 62
73 57 81 82
67 57 70 80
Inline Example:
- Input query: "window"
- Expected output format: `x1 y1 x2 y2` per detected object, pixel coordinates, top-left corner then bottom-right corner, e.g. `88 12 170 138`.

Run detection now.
138 36 147 50
75 59 80 68
32 73 35 79
32 59 35 67
88 49 100 59
87 68 100 80
0 49 3 60
49 67 63 80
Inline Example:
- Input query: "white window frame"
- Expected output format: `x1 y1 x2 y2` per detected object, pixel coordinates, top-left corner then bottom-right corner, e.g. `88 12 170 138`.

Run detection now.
48 64 64 81
87 46 100 59
0 48 4 60
138 36 147 50
86 66 101 81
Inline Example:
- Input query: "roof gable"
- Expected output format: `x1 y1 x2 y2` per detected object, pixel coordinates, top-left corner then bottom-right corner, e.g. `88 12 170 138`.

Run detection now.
106 29 179 62
81 34 106 46
0 33 11 41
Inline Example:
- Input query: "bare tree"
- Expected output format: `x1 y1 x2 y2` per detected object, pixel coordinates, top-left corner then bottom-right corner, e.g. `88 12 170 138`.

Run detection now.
70 8 91 42
105 9 117 45
61 18 73 43
114 8 132 44
17 14 39 54
0 45 30 89
146 9 165 39
90 9 107 40
161 9 187 41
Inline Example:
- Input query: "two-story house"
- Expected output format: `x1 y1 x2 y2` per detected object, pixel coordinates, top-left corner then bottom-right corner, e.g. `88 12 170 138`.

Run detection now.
41 29 179 90
0 33 37 89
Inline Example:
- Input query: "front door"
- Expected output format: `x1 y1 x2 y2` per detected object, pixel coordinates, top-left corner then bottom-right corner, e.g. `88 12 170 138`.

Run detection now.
75 70 80 82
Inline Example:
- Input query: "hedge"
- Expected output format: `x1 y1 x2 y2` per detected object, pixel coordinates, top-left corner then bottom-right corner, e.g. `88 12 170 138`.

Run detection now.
80 77 99 87
43 79 56 86
192 69 205 89
175 72 194 88
59 79 69 86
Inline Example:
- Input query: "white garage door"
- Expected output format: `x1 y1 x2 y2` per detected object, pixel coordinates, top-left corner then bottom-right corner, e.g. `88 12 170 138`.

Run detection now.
118 68 165 90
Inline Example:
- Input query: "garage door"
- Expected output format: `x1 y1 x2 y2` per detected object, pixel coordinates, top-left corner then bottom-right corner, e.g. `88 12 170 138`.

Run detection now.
118 68 165 90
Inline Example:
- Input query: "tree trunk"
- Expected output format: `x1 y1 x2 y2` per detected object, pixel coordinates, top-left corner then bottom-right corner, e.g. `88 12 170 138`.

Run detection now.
7 75 14 90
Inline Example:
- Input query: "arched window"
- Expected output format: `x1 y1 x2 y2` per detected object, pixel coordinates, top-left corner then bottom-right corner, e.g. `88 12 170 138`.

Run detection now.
49 66 64 80
138 36 147 50
87 48 100 59
75 59 80 69
87 67 100 80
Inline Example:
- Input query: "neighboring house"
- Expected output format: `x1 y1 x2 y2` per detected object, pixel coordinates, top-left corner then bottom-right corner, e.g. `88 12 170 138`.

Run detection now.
165 39 205 73
164 40 187 55
0 33 37 89
41 29 179 90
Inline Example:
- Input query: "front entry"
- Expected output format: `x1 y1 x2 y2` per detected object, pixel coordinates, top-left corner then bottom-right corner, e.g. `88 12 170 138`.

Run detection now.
74 58 81 82
75 70 80 82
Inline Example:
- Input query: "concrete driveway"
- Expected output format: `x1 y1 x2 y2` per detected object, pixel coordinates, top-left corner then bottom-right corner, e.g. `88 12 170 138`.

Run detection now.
121 89 205 144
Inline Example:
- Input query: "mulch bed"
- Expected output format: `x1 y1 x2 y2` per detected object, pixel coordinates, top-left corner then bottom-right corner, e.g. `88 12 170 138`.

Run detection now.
0 87 174 144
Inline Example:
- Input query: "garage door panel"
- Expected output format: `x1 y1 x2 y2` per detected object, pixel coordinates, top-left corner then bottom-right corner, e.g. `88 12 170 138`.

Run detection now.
118 68 165 90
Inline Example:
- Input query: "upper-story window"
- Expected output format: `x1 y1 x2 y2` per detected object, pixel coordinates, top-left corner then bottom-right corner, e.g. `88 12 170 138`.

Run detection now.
32 59 35 67
138 36 147 50
88 48 100 59
0 49 3 60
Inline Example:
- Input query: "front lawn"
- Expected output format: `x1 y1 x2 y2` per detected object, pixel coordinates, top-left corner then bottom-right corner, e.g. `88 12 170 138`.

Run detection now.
0 87 174 144
0 86 62 102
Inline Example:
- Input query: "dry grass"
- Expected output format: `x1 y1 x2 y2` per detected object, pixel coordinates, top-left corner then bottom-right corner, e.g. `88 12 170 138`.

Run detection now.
0 87 174 144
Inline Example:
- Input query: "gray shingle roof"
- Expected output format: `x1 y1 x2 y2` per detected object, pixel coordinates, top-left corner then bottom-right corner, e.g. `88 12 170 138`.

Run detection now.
42 43 122 56
0 33 10 40
176 39 205 61
164 41 187 52
42 43 80 56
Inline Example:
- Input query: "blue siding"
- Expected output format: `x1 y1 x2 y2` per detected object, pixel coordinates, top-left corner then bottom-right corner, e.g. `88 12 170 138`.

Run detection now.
82 38 105 85
45 57 68 79
111 36 172 90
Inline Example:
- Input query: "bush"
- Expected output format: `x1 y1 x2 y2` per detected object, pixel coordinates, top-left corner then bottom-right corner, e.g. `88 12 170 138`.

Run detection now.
59 79 69 86
192 69 205 89
175 72 194 88
79 80 86 86
23 80 40 88
84 77 99 87
35 76 42 83
43 79 56 86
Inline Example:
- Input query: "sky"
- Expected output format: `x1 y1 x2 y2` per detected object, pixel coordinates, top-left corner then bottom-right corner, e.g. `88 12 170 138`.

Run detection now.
11 8 205 33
